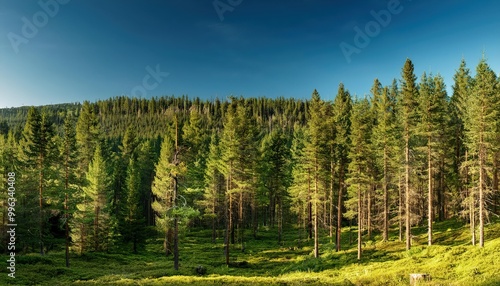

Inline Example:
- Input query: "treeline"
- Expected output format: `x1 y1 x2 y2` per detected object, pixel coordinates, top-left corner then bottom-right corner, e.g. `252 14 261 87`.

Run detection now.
0 57 499 267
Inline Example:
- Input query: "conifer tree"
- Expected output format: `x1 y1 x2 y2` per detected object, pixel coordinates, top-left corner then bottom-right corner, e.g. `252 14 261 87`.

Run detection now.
72 145 111 253
18 107 57 255
202 132 225 243
371 80 397 241
289 125 311 246
332 84 352 251
76 101 101 173
261 126 292 243
464 58 498 248
400 59 419 250
347 98 372 260
61 113 79 266
305 89 328 258
123 158 146 253
151 127 176 256
417 73 447 245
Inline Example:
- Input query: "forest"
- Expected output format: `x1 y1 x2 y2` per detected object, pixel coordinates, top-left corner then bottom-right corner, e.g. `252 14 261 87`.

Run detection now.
0 57 499 285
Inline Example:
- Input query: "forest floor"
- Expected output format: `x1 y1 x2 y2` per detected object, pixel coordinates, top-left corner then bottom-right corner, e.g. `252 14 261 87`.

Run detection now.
2 218 500 285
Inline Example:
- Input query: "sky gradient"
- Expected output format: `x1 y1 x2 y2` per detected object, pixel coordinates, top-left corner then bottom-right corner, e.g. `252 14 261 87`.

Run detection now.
1 0 499 108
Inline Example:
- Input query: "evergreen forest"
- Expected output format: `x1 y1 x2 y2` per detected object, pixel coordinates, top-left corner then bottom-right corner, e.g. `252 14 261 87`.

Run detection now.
1 58 500 285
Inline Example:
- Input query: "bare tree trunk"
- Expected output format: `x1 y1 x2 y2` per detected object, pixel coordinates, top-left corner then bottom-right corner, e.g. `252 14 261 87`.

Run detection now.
39 167 44 256
308 168 312 240
330 159 335 240
336 166 344 252
367 185 372 239
479 135 485 248
65 193 70 268
405 133 411 250
399 176 403 242
428 139 433 246
314 159 319 258
383 146 389 242
278 196 283 244
357 173 362 261
238 191 244 250
225 197 230 265
252 191 258 240
173 175 179 270
465 150 476 246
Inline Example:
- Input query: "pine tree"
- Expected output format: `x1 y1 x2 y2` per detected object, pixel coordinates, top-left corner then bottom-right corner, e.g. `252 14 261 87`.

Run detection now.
72 145 111 253
260 126 292 243
18 108 57 255
371 80 398 241
347 98 372 260
123 158 146 253
305 89 328 258
151 126 176 257
61 113 79 266
464 58 498 248
332 84 352 251
76 101 101 173
400 59 419 250
202 132 225 243
289 125 311 246
417 73 448 245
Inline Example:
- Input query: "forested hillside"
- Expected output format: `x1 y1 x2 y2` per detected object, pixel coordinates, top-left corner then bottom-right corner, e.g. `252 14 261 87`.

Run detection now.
0 58 499 281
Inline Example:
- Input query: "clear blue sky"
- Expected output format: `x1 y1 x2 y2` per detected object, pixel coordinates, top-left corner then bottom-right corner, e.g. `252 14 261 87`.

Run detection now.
1 0 499 108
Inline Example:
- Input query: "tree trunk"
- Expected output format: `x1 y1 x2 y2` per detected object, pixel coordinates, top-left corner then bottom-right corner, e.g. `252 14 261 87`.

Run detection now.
357 172 362 261
399 176 403 242
367 185 372 239
39 167 44 256
308 168 312 240
173 175 179 270
428 139 433 246
314 159 319 258
94 206 99 252
405 133 411 251
278 196 283 244
252 191 257 239
383 146 388 242
238 191 243 250
336 166 344 252
65 193 70 268
330 159 335 239
479 135 485 248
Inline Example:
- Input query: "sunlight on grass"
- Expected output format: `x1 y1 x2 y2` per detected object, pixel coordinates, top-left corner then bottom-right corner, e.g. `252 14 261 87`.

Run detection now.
1 220 499 285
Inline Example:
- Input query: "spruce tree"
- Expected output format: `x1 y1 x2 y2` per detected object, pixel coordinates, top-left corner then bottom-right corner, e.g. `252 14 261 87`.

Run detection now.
371 80 397 242
347 98 372 260
202 132 225 243
464 58 498 248
18 108 57 255
151 127 176 256
332 83 352 251
123 158 146 253
400 59 419 250
61 113 79 266
417 73 447 245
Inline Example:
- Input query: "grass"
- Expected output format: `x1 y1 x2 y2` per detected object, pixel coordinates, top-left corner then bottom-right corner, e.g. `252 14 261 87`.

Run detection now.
1 219 499 285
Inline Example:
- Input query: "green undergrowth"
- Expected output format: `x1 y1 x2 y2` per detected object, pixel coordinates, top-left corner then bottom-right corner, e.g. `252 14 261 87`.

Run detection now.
1 219 499 285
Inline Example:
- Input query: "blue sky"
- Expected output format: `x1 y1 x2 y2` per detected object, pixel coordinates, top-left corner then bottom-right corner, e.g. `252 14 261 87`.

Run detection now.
1 0 499 108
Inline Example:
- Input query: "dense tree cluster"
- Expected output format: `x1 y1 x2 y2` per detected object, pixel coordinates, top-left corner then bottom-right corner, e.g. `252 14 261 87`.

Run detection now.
0 58 499 267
